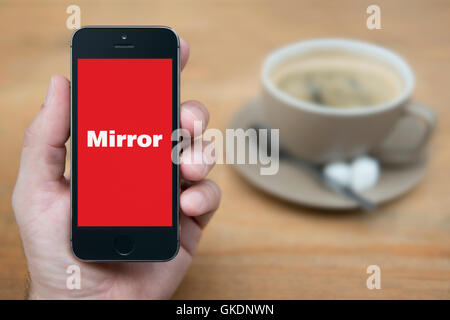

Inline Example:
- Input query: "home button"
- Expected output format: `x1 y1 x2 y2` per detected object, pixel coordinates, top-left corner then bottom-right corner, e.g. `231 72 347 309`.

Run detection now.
113 235 135 256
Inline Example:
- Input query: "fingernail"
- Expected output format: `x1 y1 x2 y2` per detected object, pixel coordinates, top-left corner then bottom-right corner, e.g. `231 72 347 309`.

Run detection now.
185 105 206 131
44 76 55 106
203 142 216 165
202 144 215 176
188 191 206 213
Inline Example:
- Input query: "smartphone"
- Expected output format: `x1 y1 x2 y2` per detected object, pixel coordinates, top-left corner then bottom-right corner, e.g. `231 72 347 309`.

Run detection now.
71 27 180 261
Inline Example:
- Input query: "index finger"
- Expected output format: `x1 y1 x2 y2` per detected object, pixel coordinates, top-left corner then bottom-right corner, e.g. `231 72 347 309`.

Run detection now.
180 38 189 71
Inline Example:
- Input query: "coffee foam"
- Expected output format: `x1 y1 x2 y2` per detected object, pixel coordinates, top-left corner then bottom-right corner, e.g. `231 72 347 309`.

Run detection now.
271 50 405 108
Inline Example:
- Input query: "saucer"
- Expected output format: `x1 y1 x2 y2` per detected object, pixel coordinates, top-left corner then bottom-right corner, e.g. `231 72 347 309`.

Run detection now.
227 98 428 210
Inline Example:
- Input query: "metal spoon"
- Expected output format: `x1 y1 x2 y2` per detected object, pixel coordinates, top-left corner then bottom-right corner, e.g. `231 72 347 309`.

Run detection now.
252 125 377 211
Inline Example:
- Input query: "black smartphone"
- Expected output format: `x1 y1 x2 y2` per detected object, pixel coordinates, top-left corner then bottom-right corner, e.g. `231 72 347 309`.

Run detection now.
71 27 180 261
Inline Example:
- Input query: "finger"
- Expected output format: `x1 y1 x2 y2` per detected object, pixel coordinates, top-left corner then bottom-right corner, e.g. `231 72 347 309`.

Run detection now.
179 213 202 257
25 75 70 149
19 75 70 183
180 179 221 228
180 37 190 71
180 100 209 138
180 140 215 181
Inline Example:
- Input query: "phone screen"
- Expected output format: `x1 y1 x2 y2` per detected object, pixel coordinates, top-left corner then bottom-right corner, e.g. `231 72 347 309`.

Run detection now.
77 58 173 227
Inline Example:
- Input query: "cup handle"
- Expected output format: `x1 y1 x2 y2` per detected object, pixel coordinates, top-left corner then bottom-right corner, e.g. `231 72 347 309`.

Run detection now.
373 101 436 165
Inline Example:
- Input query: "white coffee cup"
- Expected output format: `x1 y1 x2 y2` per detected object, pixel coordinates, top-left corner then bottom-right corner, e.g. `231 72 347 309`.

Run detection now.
261 38 435 164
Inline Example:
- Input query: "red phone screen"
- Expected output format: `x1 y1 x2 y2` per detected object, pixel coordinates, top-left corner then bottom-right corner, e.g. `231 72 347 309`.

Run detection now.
77 59 173 227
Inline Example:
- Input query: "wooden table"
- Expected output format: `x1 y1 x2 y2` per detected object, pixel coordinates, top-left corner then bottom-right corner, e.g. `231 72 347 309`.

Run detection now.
0 0 449 299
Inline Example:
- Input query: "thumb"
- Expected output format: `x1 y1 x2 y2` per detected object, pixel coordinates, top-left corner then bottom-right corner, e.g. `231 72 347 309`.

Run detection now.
18 75 70 184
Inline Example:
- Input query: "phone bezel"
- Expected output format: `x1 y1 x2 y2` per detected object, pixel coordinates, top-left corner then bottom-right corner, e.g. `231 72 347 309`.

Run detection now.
70 27 180 261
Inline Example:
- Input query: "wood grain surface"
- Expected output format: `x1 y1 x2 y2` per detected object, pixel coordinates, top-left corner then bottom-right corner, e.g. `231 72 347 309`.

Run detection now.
0 0 449 299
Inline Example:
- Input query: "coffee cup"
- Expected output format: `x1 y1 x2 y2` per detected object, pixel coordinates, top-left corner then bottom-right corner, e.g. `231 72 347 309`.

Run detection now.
261 38 435 164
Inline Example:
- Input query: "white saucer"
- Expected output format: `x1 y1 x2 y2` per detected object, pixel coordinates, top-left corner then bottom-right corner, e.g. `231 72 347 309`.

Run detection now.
228 99 428 210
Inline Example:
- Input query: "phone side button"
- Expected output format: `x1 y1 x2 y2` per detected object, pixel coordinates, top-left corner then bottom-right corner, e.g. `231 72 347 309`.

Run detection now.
113 235 135 256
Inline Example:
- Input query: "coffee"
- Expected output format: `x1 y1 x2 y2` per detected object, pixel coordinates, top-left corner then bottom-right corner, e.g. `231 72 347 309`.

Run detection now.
271 50 404 108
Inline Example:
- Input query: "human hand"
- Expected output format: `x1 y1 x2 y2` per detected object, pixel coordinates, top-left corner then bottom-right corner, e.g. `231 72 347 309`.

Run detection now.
12 39 221 299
